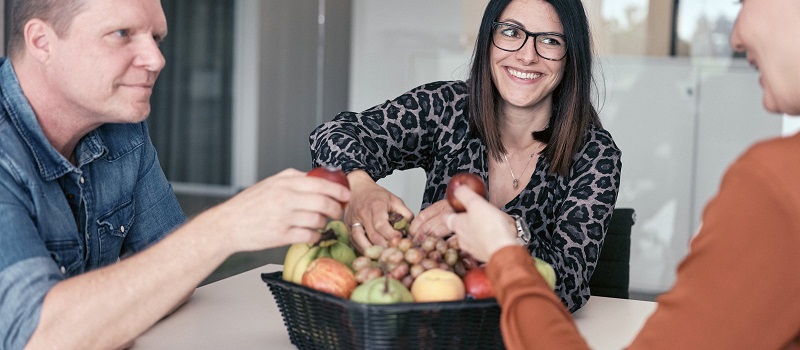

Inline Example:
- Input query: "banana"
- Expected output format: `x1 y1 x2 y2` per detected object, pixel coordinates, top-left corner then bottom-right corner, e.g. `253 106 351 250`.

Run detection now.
283 220 353 283
290 246 322 283
282 243 311 281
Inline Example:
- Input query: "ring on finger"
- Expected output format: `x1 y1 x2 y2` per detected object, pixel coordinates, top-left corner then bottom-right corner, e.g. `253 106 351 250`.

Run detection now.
351 222 364 230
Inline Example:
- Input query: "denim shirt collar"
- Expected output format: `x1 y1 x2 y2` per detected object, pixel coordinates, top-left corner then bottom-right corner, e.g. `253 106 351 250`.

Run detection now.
0 58 106 181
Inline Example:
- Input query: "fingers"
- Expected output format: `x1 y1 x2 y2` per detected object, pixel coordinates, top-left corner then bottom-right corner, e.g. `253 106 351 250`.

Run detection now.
348 211 402 252
388 196 415 222
349 222 370 255
369 205 402 241
452 186 486 211
446 213 457 232
448 187 519 262
218 170 352 252
295 175 351 210
408 201 454 242
275 227 321 247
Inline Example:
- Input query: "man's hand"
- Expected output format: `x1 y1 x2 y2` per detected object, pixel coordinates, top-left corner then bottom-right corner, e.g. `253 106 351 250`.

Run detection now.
206 168 351 253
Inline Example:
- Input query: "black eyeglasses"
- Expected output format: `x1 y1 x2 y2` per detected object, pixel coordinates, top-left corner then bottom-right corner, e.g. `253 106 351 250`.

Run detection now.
491 22 567 61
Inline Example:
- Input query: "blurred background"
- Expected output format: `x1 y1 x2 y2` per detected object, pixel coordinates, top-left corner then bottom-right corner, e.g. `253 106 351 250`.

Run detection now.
3 1 792 297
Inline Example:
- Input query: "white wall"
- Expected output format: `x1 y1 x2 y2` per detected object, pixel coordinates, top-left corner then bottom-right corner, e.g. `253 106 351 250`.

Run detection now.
349 1 782 294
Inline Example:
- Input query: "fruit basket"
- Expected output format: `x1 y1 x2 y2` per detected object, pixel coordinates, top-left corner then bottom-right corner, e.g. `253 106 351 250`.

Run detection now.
261 271 504 350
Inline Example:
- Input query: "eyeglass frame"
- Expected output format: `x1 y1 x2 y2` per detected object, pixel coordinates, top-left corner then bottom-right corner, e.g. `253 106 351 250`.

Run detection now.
491 21 568 61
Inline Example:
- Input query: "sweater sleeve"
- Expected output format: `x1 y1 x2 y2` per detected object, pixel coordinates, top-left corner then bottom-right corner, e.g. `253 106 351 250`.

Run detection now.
487 245 590 350
628 144 800 349
309 81 468 180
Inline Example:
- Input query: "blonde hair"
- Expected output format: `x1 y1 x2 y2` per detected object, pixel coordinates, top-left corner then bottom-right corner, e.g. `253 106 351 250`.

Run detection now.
8 0 87 58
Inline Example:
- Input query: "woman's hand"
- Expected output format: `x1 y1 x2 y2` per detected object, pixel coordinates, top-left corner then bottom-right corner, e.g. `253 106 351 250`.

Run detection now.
408 200 456 243
345 170 414 253
448 186 518 262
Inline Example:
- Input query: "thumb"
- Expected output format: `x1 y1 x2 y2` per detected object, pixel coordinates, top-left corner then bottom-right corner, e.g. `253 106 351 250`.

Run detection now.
389 196 415 221
453 186 487 212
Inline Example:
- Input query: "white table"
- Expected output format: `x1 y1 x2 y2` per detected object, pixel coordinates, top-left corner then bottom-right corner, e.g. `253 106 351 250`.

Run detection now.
133 264 656 350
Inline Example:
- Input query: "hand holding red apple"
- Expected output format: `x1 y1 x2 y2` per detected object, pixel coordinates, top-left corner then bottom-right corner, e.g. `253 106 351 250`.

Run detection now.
445 172 487 213
307 166 350 209
446 186 519 263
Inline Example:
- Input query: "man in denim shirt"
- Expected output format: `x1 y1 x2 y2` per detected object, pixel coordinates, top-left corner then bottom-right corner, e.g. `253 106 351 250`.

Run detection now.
0 0 350 349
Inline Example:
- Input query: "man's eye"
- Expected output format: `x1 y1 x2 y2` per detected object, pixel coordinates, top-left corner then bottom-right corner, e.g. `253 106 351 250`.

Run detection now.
114 29 130 38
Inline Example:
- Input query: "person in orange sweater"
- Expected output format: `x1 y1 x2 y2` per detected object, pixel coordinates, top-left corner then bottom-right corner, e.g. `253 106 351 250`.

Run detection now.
447 0 800 348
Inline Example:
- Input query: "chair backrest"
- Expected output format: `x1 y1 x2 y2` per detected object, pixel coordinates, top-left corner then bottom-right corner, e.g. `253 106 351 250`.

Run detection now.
589 208 635 299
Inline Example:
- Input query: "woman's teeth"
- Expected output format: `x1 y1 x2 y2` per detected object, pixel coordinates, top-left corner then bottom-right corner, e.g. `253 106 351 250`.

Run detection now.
508 68 542 80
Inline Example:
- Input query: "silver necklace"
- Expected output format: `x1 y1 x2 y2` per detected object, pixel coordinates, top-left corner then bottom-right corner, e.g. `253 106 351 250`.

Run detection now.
503 152 536 190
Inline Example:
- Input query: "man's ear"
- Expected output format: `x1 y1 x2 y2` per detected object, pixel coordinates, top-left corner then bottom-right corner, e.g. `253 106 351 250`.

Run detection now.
24 19 55 63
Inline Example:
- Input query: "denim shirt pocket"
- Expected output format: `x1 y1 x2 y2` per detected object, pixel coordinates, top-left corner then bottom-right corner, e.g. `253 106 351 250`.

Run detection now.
45 239 83 277
97 199 135 256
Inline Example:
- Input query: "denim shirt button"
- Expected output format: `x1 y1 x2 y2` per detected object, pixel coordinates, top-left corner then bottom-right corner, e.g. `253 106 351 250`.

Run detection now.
79 176 85 184
60 266 66 274
120 226 125 233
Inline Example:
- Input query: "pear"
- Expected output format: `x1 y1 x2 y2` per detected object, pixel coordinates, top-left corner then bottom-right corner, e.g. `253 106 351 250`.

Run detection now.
325 220 351 245
329 242 357 268
351 274 413 304
534 257 557 290
317 248 333 259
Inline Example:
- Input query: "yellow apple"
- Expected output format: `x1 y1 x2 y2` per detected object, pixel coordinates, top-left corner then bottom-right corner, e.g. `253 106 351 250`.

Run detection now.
411 268 465 302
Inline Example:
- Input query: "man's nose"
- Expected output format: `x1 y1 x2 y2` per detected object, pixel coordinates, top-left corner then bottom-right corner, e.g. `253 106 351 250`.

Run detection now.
135 37 166 72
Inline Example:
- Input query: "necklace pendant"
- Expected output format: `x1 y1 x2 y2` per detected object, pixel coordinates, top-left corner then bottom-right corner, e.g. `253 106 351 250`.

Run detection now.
513 179 519 189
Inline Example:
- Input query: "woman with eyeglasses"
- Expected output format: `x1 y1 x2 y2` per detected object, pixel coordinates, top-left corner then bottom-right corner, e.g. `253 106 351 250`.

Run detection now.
310 0 620 312
448 0 800 348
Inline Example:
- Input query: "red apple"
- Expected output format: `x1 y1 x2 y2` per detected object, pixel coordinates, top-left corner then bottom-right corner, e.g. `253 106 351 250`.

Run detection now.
307 166 350 208
446 172 487 212
302 257 358 299
463 266 494 299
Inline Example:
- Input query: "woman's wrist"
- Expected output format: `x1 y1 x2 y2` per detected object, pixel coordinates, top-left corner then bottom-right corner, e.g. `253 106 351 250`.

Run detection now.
487 215 521 258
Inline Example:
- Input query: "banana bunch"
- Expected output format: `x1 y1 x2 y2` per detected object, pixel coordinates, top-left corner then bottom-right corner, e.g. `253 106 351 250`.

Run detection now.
283 220 356 283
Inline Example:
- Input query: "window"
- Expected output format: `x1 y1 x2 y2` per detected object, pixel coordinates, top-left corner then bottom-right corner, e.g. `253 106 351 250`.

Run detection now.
586 0 741 58
674 0 741 58
149 0 235 188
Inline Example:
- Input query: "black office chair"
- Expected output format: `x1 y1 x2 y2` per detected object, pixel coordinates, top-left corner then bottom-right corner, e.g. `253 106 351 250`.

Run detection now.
589 208 635 299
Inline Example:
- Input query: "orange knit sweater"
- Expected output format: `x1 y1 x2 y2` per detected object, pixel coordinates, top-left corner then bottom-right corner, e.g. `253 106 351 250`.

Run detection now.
488 133 800 349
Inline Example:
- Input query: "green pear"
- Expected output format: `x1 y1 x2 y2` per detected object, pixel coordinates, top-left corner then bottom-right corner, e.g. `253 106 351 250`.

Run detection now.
317 247 333 259
325 220 350 245
329 242 356 268
351 275 413 304
534 257 557 290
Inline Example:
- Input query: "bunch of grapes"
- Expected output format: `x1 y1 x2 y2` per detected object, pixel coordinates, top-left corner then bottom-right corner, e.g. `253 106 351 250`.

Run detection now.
351 235 472 289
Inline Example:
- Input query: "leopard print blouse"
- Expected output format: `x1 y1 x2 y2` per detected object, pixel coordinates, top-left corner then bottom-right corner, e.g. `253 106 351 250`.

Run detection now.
310 80 621 312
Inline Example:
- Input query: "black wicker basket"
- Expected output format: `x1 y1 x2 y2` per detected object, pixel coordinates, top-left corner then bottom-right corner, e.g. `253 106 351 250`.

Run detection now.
261 271 505 350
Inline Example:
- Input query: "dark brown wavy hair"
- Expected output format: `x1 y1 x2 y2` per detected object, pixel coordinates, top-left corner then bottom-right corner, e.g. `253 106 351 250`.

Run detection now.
467 0 601 176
